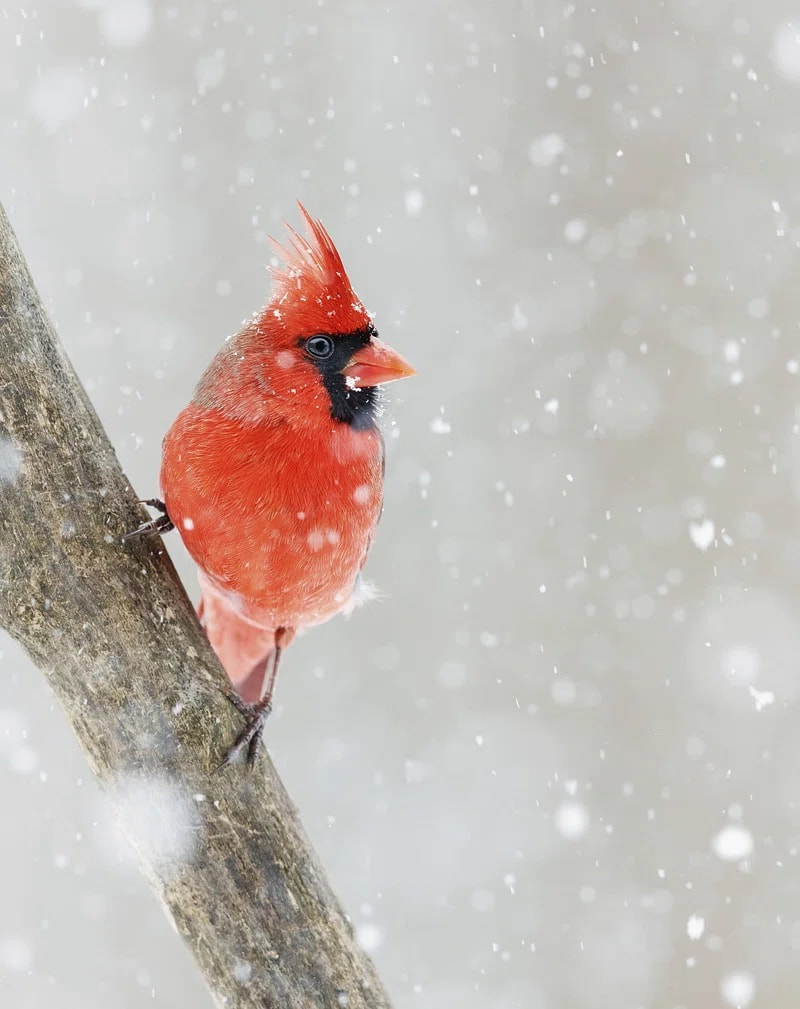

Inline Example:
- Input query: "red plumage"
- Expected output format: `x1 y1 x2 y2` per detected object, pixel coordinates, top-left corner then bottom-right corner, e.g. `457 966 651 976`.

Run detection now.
269 206 371 336
156 206 414 762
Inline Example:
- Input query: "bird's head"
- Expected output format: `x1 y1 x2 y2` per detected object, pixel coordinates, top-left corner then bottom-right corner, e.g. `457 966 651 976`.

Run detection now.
250 205 415 430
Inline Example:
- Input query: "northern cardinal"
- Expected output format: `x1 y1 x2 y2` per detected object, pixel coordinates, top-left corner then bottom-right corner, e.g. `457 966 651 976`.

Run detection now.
131 206 414 766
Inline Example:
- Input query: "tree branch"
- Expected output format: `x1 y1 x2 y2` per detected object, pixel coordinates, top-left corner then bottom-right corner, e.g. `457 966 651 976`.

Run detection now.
0 202 394 1009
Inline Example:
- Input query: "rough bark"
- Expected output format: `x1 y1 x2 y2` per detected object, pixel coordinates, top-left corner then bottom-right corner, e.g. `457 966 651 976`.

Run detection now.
0 202 394 1009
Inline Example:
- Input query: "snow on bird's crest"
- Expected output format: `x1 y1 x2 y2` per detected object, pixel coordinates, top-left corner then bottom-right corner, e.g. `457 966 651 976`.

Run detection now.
267 205 370 335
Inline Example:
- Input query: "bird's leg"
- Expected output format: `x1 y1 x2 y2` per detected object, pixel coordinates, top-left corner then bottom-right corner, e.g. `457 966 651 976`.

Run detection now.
214 628 289 771
124 498 175 540
245 638 285 765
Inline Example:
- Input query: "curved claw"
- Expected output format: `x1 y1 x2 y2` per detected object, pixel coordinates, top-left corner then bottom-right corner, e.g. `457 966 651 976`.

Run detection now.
123 498 174 540
213 690 273 772
123 513 174 540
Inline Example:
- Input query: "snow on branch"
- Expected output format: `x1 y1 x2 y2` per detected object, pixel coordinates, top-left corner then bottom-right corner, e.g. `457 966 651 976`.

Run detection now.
0 202 393 1009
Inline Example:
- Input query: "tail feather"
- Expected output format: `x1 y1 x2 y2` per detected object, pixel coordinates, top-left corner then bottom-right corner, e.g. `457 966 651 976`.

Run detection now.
197 582 276 704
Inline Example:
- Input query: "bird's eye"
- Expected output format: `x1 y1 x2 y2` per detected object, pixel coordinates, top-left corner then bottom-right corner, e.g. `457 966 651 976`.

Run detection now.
305 335 335 360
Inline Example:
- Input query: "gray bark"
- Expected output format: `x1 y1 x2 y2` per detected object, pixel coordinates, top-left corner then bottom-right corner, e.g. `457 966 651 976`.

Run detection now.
0 201 394 1009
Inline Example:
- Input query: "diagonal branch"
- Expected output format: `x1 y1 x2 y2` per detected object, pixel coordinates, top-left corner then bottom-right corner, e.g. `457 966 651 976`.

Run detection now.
0 201 394 1009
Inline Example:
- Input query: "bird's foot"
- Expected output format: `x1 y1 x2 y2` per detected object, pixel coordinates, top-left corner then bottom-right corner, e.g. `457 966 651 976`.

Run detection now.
213 691 273 772
124 498 175 540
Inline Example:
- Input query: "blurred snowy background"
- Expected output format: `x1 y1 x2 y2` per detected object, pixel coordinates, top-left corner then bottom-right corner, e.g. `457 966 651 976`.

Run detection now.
3 0 800 1007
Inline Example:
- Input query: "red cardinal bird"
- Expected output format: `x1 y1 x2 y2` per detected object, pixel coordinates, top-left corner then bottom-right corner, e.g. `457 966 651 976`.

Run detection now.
132 206 414 766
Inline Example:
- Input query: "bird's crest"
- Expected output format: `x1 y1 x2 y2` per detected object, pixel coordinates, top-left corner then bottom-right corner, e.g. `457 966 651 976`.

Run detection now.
268 204 371 335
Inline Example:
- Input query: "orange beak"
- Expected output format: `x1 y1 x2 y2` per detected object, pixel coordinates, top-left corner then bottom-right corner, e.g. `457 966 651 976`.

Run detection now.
342 338 416 389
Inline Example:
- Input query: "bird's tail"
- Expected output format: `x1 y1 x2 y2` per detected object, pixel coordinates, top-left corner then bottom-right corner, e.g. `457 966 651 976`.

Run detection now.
197 579 276 704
